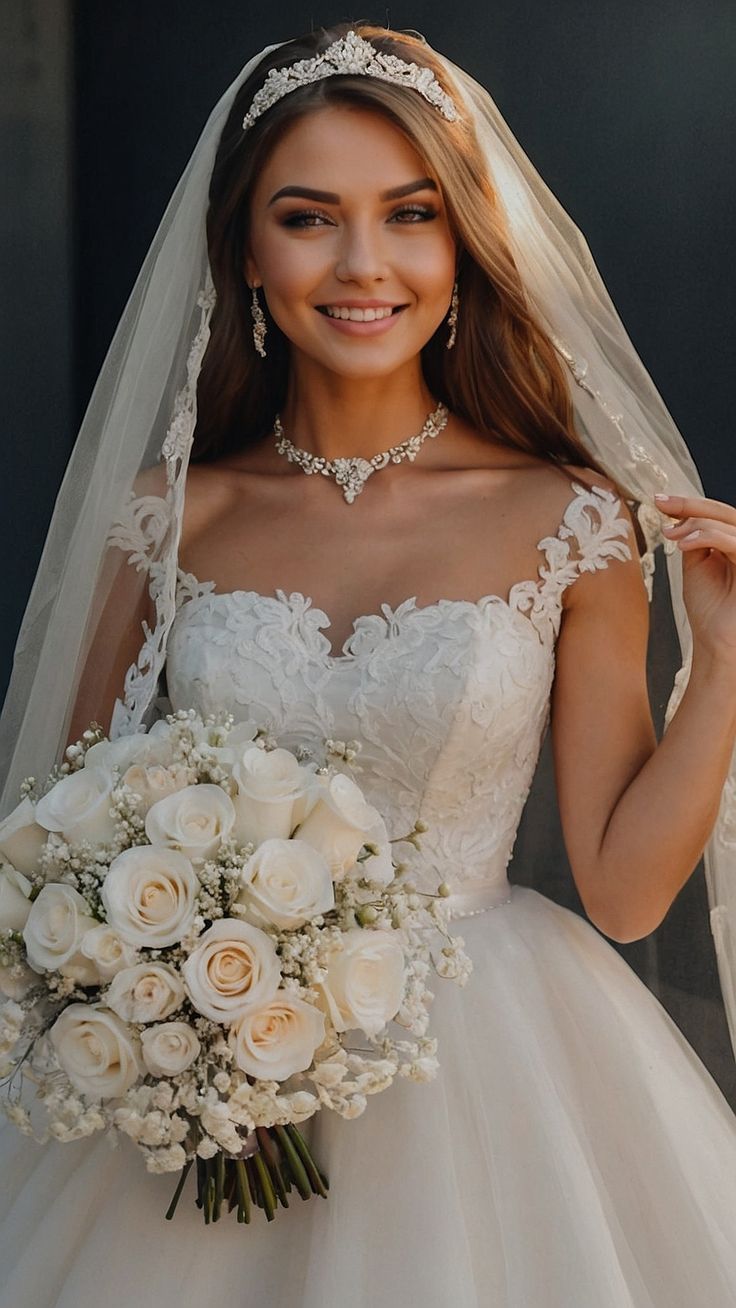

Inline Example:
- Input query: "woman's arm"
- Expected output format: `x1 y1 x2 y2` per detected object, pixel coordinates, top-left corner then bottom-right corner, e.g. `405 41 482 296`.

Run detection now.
551 492 736 944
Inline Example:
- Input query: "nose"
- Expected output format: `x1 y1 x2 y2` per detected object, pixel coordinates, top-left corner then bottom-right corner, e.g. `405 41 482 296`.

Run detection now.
334 219 390 285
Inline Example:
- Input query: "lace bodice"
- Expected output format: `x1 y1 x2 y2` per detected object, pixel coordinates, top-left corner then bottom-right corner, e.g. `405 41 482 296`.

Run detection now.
166 481 633 916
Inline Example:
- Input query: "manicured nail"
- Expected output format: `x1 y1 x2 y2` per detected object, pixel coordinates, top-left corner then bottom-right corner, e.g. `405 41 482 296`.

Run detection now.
681 529 701 541
654 493 670 501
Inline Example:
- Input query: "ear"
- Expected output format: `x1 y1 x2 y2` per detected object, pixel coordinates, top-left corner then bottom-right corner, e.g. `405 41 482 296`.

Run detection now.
243 251 261 289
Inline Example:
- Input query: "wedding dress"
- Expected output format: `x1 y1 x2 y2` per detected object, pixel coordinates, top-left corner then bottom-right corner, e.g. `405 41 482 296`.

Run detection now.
2 476 736 1308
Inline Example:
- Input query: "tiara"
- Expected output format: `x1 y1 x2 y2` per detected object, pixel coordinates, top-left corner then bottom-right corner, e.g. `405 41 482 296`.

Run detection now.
242 30 460 131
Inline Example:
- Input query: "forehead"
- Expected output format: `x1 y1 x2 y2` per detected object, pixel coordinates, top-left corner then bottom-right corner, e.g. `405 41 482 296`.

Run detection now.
252 104 433 197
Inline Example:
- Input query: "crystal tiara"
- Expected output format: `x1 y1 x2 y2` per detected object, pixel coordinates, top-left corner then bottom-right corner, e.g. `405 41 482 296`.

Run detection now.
242 30 460 131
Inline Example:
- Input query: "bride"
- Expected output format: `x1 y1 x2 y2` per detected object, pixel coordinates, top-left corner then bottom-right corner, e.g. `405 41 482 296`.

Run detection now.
2 22 736 1307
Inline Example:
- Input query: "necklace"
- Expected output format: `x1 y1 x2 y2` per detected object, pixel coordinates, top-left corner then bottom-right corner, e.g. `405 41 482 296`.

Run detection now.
272 400 450 503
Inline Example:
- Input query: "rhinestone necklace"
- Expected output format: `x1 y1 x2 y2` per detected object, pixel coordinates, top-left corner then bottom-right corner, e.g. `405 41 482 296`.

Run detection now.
273 401 450 504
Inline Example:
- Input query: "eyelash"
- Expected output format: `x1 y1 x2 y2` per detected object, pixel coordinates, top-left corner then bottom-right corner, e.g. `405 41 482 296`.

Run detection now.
282 204 438 228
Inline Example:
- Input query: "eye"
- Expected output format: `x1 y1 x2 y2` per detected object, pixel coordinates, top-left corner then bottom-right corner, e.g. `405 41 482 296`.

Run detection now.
389 204 439 223
281 209 334 228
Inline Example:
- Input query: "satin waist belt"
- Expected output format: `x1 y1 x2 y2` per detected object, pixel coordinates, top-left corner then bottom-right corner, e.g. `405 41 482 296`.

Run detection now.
442 880 514 921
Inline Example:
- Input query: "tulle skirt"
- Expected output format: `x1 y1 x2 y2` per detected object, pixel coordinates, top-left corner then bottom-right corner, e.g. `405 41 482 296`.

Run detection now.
2 884 736 1308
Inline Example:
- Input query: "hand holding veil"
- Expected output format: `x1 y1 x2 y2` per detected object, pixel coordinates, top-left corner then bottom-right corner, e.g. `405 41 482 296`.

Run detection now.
1 27 734 1069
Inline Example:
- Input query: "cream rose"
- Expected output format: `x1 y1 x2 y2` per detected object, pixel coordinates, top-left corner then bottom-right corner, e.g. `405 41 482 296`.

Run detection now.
23 883 100 983
228 994 326 1081
140 1021 201 1076
0 863 33 931
35 766 117 845
231 747 314 846
237 838 335 929
0 797 48 873
49 1003 143 1098
294 773 381 879
106 962 185 1023
101 846 198 948
121 763 191 816
182 918 281 1022
145 784 235 863
318 928 406 1037
80 924 139 980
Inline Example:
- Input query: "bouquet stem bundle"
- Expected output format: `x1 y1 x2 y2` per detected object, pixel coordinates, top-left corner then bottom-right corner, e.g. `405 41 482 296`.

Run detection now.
166 1124 328 1224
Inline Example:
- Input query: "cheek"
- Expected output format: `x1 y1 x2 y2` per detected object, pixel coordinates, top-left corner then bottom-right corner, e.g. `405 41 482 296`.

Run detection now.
256 234 327 300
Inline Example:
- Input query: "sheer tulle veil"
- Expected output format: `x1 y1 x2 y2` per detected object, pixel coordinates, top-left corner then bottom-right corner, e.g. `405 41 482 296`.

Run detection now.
2 27 735 1064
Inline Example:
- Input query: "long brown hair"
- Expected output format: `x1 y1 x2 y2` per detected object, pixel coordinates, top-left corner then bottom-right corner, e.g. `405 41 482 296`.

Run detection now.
195 22 642 541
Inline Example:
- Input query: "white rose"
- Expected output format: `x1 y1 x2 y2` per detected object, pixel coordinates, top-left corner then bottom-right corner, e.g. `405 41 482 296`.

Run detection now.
237 838 335 930
0 863 33 930
101 846 197 948
231 747 314 846
228 994 326 1081
106 962 185 1023
317 928 406 1037
23 883 100 983
121 764 191 816
145 784 235 863
191 719 258 774
83 734 148 774
0 797 48 873
35 766 117 845
140 1021 201 1076
84 722 178 773
182 918 281 1023
294 773 380 879
80 924 139 979
49 1003 143 1098
0 961 37 1000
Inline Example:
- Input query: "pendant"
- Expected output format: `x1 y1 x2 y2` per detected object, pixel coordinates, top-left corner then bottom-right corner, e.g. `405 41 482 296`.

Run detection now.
331 457 378 503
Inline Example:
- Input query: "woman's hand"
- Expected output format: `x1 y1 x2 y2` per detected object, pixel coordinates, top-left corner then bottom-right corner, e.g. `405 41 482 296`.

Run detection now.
656 492 736 665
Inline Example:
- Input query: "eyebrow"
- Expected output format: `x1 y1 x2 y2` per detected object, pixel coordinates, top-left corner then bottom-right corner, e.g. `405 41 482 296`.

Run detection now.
267 177 439 205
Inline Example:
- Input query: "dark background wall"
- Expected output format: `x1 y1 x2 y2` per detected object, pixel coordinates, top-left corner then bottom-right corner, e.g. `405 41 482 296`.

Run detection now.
5 0 735 704
2 1 735 1097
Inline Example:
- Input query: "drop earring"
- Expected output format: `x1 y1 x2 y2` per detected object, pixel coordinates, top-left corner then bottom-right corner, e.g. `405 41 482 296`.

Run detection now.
250 284 267 358
446 279 459 350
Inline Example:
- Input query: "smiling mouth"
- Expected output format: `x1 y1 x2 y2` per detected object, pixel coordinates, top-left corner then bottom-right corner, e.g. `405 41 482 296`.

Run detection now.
315 305 408 322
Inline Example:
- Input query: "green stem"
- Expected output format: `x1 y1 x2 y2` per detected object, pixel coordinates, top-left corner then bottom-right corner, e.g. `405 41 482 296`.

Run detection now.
213 1150 226 1221
234 1159 251 1224
165 1158 194 1221
202 1159 213 1224
252 1148 277 1221
286 1123 330 1197
195 1157 205 1210
256 1127 290 1208
273 1124 312 1198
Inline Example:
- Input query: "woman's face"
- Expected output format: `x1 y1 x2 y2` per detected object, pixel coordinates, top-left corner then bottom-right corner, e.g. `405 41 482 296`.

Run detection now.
245 104 457 379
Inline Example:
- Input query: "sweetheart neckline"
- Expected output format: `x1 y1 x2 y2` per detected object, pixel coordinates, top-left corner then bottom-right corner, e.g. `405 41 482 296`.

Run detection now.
172 577 556 664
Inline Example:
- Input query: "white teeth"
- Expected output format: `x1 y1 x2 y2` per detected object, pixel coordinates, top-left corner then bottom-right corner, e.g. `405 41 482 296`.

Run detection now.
323 305 395 321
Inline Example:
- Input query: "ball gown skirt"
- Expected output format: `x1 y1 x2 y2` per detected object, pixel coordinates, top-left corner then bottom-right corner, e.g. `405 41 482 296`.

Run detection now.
2 884 736 1308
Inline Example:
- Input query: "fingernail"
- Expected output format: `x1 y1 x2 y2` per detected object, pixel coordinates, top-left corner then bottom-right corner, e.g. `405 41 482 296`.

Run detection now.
654 493 670 501
681 529 701 541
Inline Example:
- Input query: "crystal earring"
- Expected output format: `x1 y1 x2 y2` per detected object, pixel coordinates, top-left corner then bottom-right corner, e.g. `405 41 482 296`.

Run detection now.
446 280 459 350
250 284 267 358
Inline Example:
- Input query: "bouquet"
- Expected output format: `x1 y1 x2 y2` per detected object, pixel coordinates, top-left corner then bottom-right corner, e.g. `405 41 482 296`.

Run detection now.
0 710 472 1226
